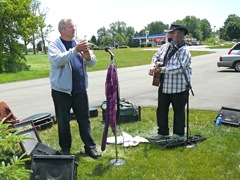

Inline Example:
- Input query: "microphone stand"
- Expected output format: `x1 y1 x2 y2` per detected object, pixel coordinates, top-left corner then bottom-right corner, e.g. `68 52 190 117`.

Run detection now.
172 43 195 148
106 49 125 166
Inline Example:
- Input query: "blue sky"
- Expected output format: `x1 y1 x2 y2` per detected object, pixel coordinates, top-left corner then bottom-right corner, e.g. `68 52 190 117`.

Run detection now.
40 0 240 41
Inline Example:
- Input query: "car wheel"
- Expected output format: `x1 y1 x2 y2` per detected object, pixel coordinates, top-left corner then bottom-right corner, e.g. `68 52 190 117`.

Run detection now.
234 61 240 72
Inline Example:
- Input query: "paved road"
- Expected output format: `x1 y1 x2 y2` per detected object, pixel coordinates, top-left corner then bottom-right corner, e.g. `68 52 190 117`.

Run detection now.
1 47 239 120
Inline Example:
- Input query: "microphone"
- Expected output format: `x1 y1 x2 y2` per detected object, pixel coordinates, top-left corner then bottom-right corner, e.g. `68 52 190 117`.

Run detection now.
168 38 178 49
105 47 114 57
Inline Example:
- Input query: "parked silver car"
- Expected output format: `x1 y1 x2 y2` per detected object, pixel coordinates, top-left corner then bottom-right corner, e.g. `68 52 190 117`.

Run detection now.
228 42 240 55
218 52 240 72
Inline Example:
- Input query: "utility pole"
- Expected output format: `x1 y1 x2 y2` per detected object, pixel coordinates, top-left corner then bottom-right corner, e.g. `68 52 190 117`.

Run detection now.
145 30 149 47
214 26 216 45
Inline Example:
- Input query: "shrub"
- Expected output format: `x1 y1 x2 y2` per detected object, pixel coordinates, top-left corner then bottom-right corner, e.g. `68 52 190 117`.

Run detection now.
0 119 31 180
147 43 152 47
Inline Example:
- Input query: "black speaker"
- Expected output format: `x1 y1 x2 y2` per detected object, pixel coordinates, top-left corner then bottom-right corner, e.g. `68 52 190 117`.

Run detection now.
31 142 61 156
215 106 240 126
14 120 61 157
30 155 78 180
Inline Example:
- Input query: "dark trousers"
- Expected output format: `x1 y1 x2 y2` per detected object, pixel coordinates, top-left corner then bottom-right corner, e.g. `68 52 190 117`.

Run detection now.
52 90 96 151
157 89 188 136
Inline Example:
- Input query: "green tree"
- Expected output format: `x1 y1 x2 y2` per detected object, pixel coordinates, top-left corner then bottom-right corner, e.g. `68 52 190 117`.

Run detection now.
21 14 38 55
175 16 211 41
145 21 168 34
29 0 45 54
114 33 124 47
109 21 127 38
97 21 135 47
219 27 227 40
97 27 108 43
0 0 32 73
181 16 201 39
200 19 212 40
37 6 49 54
21 0 50 55
90 35 98 45
224 14 240 41
125 26 135 47
108 21 127 46
102 35 112 46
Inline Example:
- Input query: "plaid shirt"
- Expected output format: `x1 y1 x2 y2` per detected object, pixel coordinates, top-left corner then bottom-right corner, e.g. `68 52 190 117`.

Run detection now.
151 43 192 94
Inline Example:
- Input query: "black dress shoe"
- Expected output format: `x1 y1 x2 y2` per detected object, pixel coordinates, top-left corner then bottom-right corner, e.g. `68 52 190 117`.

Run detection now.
85 148 101 159
60 149 70 155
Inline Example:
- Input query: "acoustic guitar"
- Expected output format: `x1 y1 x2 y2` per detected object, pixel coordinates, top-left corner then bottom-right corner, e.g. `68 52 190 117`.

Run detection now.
152 70 161 86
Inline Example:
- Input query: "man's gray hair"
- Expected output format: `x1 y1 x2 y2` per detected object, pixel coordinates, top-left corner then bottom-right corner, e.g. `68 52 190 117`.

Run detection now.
58 18 72 32
177 30 186 39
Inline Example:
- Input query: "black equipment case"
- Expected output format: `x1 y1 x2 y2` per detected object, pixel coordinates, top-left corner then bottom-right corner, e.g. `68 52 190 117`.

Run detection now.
101 98 141 123
21 112 55 131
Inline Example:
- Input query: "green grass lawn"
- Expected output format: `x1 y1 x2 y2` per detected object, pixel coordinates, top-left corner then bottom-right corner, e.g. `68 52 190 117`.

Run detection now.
39 108 240 179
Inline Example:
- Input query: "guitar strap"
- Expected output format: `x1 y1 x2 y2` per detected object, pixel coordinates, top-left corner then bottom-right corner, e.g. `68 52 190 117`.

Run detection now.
160 44 178 91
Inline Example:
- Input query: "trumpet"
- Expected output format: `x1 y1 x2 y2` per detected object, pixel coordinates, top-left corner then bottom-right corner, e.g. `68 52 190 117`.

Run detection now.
75 38 94 52
75 38 94 46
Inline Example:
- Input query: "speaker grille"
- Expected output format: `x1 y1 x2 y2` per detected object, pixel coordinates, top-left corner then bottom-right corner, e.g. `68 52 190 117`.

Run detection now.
30 155 77 180
216 106 240 126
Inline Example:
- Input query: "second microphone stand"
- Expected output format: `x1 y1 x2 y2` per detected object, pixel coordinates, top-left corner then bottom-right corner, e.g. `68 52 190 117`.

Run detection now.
170 44 195 148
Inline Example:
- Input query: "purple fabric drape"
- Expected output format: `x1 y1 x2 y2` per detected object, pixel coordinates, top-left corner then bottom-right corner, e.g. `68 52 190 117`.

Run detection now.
101 64 118 151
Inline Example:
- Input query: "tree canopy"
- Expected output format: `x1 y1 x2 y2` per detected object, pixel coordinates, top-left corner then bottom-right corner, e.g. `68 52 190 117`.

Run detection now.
0 0 33 73
0 0 49 73
220 14 240 41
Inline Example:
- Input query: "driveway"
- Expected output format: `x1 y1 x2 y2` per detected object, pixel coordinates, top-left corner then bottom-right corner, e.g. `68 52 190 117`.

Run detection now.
1 48 239 120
